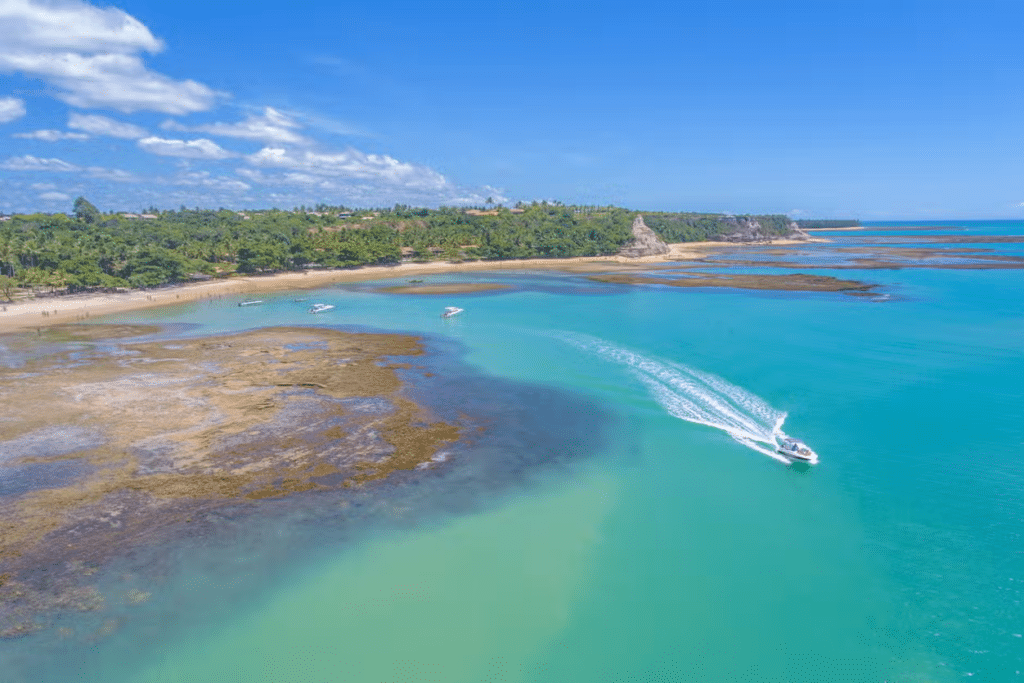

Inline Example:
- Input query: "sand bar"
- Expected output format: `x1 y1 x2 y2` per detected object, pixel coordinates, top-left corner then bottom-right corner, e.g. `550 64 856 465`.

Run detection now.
378 283 512 295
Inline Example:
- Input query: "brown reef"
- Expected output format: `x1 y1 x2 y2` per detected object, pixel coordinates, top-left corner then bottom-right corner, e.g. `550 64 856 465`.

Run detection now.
589 271 877 294
0 324 462 637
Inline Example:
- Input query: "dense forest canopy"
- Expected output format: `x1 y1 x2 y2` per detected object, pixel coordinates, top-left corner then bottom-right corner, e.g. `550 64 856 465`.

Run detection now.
642 212 794 242
0 199 800 295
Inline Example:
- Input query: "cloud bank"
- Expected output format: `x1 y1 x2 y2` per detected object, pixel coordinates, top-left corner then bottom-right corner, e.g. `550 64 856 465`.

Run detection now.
137 136 235 159
162 107 307 145
0 0 219 113
14 129 90 141
0 0 505 211
69 113 147 139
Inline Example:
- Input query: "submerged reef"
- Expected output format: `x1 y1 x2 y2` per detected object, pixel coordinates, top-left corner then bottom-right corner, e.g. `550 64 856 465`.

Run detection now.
589 271 878 294
0 325 461 637
377 283 511 295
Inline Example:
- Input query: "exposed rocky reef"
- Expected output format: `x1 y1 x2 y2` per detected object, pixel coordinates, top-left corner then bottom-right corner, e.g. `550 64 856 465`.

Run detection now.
590 271 877 295
0 325 462 638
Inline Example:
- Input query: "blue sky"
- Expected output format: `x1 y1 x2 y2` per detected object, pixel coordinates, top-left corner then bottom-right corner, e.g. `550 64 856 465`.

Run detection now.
1 0 1022 218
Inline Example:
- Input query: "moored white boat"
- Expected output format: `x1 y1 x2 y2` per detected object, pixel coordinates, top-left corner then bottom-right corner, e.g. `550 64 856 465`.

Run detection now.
238 300 263 307
777 437 818 463
308 303 335 314
441 306 463 318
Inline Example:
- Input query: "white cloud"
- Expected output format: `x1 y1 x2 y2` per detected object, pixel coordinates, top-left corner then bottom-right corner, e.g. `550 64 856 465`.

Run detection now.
235 153 509 209
246 146 449 190
455 185 510 206
0 0 162 53
0 0 219 113
0 154 80 171
0 96 27 123
172 171 249 191
38 190 70 201
14 129 90 141
237 148 507 207
85 166 137 182
162 107 307 144
138 136 235 159
30 182 55 190
68 112 146 139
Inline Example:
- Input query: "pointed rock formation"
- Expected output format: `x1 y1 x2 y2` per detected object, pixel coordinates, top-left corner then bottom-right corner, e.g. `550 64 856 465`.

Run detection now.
619 214 670 258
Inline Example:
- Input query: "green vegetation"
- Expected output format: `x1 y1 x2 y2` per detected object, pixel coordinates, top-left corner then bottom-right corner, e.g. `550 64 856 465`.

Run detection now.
642 213 795 242
0 198 798 296
795 219 861 229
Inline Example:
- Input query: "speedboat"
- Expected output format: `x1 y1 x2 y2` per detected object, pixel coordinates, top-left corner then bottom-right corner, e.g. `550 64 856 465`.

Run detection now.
777 438 817 463
308 303 335 314
440 306 463 318
238 300 263 307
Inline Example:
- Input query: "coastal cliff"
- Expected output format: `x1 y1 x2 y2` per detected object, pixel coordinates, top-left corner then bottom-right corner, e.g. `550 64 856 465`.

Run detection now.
640 212 806 243
718 216 809 242
619 215 671 258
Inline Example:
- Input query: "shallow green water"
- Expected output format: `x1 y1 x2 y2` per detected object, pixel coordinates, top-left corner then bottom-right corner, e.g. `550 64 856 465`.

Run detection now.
4 223 1023 681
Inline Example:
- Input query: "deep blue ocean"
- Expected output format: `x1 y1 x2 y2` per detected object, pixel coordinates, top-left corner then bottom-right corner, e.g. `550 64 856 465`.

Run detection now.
2 221 1022 682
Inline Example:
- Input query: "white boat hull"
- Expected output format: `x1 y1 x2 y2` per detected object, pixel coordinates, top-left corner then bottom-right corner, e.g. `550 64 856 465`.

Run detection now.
779 449 817 462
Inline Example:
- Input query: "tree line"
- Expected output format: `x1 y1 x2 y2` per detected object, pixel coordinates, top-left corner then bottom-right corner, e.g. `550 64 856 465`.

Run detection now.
0 197 798 297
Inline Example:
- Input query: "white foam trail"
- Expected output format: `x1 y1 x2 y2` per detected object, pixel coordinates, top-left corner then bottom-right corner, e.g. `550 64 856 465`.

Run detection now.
559 333 795 463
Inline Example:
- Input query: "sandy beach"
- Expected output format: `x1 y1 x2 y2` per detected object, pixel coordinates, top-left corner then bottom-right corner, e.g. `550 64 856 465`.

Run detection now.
0 239 820 335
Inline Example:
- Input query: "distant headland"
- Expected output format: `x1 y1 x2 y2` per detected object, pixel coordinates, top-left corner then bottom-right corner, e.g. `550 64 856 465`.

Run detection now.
0 197 856 303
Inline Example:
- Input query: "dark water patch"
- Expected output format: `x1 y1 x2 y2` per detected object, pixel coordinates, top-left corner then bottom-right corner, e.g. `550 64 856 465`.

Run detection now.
283 340 329 351
341 272 624 299
0 426 105 464
0 338 84 369
0 460 97 498
0 323 203 371
484 272 628 297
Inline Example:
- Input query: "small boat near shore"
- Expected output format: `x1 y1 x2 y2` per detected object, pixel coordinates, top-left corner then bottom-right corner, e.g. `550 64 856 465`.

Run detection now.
777 437 817 463
441 306 463 318
238 300 263 307
308 303 335 314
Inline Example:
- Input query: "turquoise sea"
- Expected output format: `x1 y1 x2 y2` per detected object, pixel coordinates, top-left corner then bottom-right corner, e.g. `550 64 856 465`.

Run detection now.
3 221 1023 681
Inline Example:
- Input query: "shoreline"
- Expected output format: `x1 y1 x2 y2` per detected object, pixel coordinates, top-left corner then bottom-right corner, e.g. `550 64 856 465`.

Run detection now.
0 238 822 334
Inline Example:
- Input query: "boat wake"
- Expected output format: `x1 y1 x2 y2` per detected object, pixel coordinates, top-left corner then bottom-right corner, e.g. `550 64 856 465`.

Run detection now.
559 333 796 464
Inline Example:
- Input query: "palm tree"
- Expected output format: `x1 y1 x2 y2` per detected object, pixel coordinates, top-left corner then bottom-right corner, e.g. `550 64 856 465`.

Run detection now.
20 238 40 269
0 240 16 277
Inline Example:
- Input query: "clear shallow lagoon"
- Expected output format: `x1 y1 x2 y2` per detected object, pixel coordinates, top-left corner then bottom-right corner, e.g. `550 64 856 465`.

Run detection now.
3 224 1023 682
